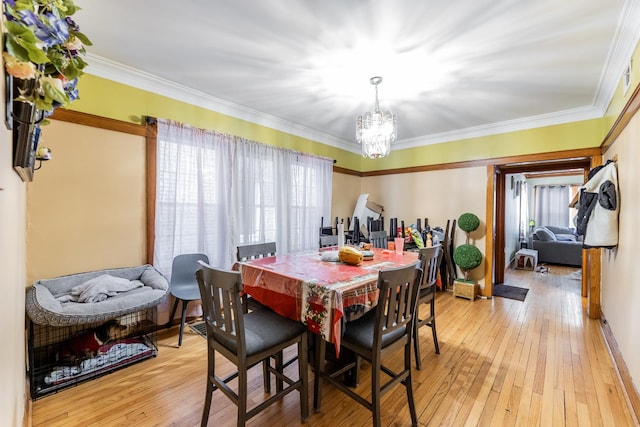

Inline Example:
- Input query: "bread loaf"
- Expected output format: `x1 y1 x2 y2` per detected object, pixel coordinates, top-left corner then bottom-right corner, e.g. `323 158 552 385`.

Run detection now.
338 246 363 265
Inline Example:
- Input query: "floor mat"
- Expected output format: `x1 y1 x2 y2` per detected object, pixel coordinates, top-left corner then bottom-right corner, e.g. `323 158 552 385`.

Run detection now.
189 321 207 339
493 284 529 301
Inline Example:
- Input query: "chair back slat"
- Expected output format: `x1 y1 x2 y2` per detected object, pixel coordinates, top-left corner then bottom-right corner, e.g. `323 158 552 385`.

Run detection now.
369 230 388 249
236 242 277 262
418 245 442 290
319 235 339 248
373 264 421 349
196 261 245 354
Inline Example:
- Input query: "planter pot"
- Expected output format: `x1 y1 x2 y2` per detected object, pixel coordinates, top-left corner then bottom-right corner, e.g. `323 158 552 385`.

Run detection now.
453 279 477 301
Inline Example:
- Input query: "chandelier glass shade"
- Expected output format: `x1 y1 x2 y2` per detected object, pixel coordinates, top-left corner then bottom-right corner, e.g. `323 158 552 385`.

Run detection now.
356 76 397 159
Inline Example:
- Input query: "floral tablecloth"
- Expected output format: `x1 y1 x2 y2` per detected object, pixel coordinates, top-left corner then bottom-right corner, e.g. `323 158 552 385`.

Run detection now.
239 248 419 354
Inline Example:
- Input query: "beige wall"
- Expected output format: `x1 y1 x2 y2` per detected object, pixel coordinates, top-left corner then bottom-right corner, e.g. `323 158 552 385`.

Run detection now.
331 172 362 224
362 167 488 285
26 121 147 284
0 109 26 424
600 113 640 392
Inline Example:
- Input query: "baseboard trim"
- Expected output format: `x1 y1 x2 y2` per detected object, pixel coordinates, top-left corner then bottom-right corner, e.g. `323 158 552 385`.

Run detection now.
600 317 640 424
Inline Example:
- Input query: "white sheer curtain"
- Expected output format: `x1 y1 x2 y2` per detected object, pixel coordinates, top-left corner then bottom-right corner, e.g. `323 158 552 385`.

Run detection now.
534 185 570 228
154 119 332 277
231 140 332 254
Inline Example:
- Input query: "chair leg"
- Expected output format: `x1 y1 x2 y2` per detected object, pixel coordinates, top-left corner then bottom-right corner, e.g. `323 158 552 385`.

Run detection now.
414 305 423 370
178 299 189 347
263 359 271 393
431 302 440 354
201 380 214 426
313 335 325 413
167 297 179 328
238 368 248 427
275 351 284 392
371 357 382 427
404 344 418 427
201 348 215 427
299 333 309 421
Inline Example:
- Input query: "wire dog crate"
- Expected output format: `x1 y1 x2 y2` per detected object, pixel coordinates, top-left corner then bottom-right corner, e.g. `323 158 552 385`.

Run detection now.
28 307 158 399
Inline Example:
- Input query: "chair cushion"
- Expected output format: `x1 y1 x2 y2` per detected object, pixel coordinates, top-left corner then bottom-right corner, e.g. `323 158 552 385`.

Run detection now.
214 309 305 357
534 227 556 241
419 287 435 301
342 309 406 351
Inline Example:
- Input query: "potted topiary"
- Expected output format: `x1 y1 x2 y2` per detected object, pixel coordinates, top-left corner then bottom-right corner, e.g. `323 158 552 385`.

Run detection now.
452 212 483 300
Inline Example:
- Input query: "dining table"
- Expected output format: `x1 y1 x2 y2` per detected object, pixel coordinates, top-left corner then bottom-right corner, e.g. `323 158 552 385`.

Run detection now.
237 246 419 356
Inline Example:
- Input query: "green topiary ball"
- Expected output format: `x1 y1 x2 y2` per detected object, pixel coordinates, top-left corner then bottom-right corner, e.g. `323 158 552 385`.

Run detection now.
458 212 480 233
453 244 482 271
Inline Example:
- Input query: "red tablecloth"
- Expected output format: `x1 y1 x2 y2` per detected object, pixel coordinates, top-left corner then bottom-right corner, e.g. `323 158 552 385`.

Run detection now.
239 247 419 354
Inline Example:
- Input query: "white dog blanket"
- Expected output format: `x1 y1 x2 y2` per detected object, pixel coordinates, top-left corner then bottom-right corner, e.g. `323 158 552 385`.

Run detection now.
44 341 152 385
56 274 143 303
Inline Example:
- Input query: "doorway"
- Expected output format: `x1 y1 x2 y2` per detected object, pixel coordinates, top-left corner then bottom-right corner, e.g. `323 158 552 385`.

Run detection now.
492 158 591 287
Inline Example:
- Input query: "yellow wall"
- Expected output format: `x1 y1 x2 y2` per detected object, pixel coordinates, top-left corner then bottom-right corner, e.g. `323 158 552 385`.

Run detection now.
26 121 147 284
72 75 365 171
72 74 606 173
364 119 605 172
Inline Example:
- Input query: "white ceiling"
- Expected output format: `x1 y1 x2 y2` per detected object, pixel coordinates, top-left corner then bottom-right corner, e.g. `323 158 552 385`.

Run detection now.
75 0 640 154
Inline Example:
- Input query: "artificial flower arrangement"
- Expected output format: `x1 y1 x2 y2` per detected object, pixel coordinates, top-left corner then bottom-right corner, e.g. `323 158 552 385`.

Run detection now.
3 0 91 113
3 0 91 172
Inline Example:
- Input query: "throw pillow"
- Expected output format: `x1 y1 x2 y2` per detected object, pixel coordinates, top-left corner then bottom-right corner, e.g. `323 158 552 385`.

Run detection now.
535 227 556 241
555 234 577 242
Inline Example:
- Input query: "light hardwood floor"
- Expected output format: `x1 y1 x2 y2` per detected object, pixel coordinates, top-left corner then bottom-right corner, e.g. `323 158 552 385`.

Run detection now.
31 266 638 426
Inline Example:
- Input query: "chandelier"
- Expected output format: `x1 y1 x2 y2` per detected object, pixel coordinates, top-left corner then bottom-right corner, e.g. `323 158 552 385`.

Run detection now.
356 76 397 159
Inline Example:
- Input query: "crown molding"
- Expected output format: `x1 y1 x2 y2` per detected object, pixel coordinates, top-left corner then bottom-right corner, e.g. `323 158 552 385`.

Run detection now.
393 105 603 150
84 54 353 151
592 0 640 113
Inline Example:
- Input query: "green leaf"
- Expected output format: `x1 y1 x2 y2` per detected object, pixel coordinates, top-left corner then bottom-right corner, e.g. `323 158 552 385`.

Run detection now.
42 80 68 105
24 44 50 64
4 38 31 62
73 31 92 46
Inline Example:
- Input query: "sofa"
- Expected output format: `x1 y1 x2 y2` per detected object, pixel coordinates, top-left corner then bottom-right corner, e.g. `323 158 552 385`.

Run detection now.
531 226 583 266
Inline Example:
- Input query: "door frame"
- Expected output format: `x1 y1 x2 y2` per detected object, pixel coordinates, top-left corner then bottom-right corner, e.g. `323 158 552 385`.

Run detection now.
483 149 601 317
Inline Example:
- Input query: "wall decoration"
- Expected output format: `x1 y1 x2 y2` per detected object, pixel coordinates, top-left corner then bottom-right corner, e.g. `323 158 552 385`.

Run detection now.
3 0 91 181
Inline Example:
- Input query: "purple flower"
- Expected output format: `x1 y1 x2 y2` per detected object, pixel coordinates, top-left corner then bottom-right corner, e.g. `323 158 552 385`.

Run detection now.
65 78 79 102
65 16 79 32
33 13 69 47
16 8 40 26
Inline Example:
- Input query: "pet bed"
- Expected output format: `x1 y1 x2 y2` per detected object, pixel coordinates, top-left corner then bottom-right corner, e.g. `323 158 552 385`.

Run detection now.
26 265 169 326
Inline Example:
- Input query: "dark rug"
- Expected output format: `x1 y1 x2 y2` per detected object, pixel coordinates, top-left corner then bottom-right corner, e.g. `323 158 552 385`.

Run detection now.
189 321 207 339
493 284 529 302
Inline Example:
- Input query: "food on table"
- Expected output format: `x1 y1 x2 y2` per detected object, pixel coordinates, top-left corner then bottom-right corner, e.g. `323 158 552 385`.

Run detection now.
338 246 364 265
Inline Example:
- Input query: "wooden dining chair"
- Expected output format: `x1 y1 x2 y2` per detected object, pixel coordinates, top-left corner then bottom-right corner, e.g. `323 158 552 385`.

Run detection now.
369 230 388 249
235 241 282 391
236 242 276 262
236 242 276 312
314 263 422 427
319 234 339 248
415 245 443 369
196 261 309 427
